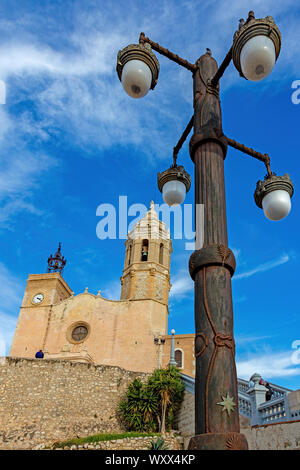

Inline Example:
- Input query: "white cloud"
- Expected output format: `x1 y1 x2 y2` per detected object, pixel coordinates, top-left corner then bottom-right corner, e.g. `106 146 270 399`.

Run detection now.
237 349 300 381
170 272 193 299
102 281 121 301
234 254 290 280
0 0 298 164
236 334 274 346
0 149 56 226
0 34 123 80
232 247 241 261
0 312 18 356
0 107 12 141
0 151 55 199
0 263 23 355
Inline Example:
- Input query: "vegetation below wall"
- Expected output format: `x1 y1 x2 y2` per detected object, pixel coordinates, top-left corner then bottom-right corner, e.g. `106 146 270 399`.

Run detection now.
51 431 160 449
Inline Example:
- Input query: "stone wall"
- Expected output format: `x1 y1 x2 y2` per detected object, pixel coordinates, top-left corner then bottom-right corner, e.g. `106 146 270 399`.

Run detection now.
173 390 195 436
174 388 300 450
0 357 149 450
39 433 183 450
242 420 300 450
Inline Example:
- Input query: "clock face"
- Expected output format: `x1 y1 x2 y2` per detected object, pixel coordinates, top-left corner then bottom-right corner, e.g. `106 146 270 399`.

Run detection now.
32 293 44 304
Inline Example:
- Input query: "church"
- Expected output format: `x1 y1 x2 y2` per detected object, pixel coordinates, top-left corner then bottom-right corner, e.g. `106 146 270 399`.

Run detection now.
10 202 195 377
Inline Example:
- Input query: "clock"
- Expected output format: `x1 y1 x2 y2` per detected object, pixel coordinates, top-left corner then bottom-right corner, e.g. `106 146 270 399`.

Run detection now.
32 293 44 305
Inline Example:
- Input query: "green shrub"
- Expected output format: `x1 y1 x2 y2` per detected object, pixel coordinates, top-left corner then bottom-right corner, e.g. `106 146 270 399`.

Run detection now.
52 431 159 449
119 366 184 434
119 378 159 431
148 437 168 450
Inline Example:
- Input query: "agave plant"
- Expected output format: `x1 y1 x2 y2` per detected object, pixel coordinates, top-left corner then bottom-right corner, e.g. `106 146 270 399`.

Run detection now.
148 437 168 450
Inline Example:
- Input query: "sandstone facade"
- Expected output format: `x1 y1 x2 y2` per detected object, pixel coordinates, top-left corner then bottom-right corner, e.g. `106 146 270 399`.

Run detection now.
9 202 195 377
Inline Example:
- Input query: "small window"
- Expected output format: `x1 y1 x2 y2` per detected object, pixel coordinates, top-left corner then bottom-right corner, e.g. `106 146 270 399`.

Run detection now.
127 244 132 266
159 243 164 265
175 349 183 368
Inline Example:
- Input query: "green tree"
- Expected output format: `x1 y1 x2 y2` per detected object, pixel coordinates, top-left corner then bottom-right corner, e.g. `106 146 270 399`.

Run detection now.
119 367 184 434
147 366 184 435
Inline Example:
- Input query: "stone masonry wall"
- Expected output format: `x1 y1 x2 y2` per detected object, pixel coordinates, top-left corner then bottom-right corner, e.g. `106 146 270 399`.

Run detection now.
173 390 195 436
0 357 149 450
242 420 300 450
174 388 300 450
35 433 183 450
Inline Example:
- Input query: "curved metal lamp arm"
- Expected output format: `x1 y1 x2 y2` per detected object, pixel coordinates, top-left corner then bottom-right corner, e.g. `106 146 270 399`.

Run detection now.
173 115 194 166
210 11 256 87
170 113 272 176
139 32 197 73
210 46 233 88
226 136 272 176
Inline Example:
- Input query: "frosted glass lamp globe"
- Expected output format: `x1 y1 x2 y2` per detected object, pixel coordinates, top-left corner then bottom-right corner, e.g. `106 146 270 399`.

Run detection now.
162 180 186 206
121 59 152 98
262 189 291 221
240 35 276 81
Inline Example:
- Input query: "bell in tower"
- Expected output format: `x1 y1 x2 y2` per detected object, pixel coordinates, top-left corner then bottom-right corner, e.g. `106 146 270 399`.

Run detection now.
141 240 149 262
120 201 172 304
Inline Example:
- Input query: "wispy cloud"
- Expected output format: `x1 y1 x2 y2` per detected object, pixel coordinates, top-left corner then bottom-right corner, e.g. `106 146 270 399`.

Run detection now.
0 262 23 355
0 149 56 227
170 272 193 299
0 0 298 163
234 254 290 280
237 349 300 381
102 281 121 301
236 334 275 346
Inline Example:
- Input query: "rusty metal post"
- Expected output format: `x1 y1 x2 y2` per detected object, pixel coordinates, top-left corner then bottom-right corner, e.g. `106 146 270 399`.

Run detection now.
188 50 248 450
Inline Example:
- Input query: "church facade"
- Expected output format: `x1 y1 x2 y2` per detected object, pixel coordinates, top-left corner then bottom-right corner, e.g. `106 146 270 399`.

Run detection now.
10 202 195 376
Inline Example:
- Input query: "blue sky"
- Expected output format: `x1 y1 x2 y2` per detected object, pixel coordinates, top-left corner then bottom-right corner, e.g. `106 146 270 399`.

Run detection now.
0 0 299 389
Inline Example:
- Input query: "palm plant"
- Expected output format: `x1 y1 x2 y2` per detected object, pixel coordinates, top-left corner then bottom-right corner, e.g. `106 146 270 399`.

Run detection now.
119 378 159 431
147 366 184 435
119 367 184 434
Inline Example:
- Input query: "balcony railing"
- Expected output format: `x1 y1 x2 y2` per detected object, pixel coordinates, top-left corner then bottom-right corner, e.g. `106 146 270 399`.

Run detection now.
180 373 294 426
258 396 288 424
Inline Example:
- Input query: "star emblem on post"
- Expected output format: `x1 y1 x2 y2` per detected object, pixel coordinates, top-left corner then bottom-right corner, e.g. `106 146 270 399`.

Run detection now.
217 393 236 416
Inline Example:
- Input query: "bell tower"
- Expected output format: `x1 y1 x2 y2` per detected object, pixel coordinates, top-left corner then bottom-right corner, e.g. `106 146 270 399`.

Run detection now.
120 201 172 304
10 243 73 359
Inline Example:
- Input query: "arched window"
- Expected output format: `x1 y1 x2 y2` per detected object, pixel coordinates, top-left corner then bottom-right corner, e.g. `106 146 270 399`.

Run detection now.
175 349 183 368
159 243 164 265
141 239 149 261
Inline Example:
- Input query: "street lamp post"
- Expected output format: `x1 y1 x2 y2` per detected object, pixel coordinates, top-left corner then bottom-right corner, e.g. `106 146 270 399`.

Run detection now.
116 10 294 450
169 329 177 367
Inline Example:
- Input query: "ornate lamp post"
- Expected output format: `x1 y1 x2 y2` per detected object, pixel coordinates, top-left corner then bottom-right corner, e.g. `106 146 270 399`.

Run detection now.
169 329 177 367
116 11 294 450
